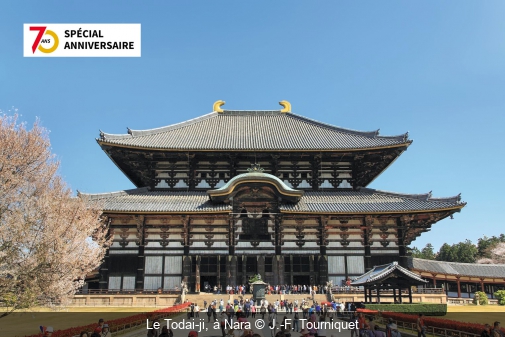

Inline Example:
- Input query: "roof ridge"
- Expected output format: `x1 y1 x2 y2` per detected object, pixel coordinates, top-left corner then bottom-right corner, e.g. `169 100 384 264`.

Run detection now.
412 257 505 267
288 113 410 141
97 110 411 143
98 112 218 140
78 187 149 200
359 187 462 203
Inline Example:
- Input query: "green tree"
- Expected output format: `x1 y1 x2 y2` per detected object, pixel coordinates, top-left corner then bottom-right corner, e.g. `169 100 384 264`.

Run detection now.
410 243 436 260
420 243 436 260
436 240 477 263
437 243 457 262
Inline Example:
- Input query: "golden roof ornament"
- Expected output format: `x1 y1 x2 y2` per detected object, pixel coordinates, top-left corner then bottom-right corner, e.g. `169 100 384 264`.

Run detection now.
213 100 225 113
279 100 291 113
247 163 264 172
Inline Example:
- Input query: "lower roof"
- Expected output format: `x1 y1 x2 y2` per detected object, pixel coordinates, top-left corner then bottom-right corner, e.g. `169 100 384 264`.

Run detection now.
408 257 505 279
79 187 464 214
351 261 427 286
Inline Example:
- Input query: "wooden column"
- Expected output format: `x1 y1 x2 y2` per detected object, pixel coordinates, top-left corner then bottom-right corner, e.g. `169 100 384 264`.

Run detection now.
242 255 247 284
275 215 282 255
182 256 192 285
309 255 315 285
408 286 413 303
195 256 201 292
273 256 279 285
227 255 237 287
480 279 485 292
393 288 397 303
364 286 368 303
99 249 110 290
277 255 285 285
377 288 381 304
217 255 221 288
456 278 461 298
363 216 373 271
398 217 410 268
398 287 402 303
257 256 265 280
136 215 146 291
432 274 437 287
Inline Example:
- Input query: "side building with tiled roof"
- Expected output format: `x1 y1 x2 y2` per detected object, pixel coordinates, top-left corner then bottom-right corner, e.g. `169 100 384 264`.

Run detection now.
408 257 505 300
83 101 466 293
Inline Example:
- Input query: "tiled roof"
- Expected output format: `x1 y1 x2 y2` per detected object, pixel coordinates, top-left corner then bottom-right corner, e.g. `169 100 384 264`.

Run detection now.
408 257 505 278
79 187 464 214
351 261 427 286
79 188 231 213
98 110 411 151
279 188 464 213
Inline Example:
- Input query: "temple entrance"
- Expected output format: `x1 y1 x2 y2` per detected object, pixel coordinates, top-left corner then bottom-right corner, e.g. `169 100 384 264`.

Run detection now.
201 275 218 292
293 275 310 285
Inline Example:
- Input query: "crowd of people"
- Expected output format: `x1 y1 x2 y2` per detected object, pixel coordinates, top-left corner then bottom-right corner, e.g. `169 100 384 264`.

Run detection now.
37 302 504 337
205 284 332 295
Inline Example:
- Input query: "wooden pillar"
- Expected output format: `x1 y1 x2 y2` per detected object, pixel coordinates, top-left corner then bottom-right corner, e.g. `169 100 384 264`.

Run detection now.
398 287 402 303
217 255 221 288
257 256 265 280
228 255 237 287
242 255 247 284
195 256 201 292
393 288 397 303
182 256 192 285
432 274 437 288
275 215 282 255
364 216 373 271
276 255 285 285
377 288 381 304
289 255 294 285
319 255 328 285
480 279 485 292
369 288 373 303
364 286 368 303
99 249 110 290
344 253 349 281
456 278 461 298
397 217 409 268
408 286 413 303
309 255 315 285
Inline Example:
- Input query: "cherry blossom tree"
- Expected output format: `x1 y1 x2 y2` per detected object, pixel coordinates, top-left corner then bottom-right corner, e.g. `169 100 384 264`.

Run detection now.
477 242 505 264
0 112 110 318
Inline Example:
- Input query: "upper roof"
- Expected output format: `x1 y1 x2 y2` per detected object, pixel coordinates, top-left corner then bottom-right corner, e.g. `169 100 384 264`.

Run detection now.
408 257 505 278
97 110 411 151
79 187 464 214
351 261 427 286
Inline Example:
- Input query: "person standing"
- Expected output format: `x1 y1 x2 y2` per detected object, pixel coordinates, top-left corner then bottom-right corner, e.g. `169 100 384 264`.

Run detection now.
101 324 111 337
492 322 504 337
416 314 426 337
293 308 300 332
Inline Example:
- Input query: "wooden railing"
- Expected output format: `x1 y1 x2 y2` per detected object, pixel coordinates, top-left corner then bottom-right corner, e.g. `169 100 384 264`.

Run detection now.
331 287 444 294
76 289 181 295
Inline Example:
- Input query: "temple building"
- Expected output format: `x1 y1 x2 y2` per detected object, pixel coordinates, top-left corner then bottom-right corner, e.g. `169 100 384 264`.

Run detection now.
82 100 466 292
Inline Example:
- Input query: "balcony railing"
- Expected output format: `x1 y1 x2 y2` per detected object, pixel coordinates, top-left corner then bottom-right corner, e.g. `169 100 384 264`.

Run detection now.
75 288 181 295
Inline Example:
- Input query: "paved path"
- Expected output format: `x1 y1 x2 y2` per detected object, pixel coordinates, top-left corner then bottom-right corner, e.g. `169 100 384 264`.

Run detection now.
118 313 357 337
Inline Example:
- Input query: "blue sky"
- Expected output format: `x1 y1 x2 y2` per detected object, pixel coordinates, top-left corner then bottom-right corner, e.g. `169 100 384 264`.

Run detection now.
1 1 504 250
